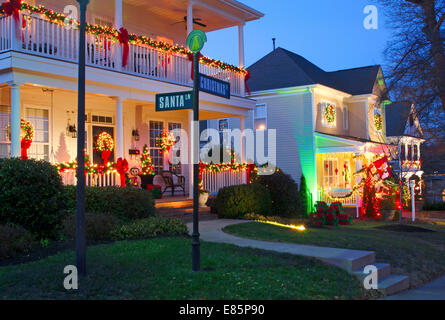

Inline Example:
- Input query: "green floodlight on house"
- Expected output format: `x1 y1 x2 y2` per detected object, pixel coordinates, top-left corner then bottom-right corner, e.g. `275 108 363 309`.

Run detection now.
382 100 392 106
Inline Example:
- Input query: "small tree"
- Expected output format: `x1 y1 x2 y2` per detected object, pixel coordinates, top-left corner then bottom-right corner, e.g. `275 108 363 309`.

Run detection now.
362 167 381 218
140 144 155 175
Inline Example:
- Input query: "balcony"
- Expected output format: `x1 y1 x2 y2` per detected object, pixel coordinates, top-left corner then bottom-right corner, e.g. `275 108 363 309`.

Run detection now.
0 11 247 96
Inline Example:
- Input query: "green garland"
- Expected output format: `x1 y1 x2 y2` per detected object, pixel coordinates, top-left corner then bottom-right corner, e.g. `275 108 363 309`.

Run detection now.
374 113 382 131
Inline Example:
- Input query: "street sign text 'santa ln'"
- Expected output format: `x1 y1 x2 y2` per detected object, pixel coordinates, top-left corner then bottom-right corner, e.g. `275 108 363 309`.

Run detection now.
199 73 230 99
155 91 193 112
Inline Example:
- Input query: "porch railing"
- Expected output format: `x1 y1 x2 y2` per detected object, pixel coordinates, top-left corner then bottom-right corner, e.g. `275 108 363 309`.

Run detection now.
201 170 247 194
60 170 120 187
2 14 245 96
318 189 358 207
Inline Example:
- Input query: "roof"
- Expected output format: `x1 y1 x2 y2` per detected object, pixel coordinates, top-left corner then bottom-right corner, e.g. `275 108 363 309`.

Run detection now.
247 48 381 95
385 101 424 139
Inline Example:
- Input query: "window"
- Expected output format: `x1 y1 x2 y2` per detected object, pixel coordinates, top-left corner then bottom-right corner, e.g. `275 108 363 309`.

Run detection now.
323 158 339 188
149 121 164 173
343 105 349 130
92 115 113 124
26 107 49 161
168 122 182 174
413 144 418 161
0 105 10 158
255 104 267 131
321 101 336 127
400 143 406 160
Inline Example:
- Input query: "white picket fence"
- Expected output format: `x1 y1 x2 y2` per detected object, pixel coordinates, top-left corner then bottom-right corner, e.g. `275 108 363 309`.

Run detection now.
201 171 247 194
60 170 120 187
318 189 358 207
1 13 245 96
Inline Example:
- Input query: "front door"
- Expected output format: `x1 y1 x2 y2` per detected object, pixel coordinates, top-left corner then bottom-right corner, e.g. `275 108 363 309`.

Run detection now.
92 125 114 164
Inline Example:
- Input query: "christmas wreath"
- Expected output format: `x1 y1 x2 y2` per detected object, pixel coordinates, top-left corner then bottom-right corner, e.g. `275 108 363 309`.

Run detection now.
374 113 382 131
157 131 176 154
323 103 336 124
95 132 114 163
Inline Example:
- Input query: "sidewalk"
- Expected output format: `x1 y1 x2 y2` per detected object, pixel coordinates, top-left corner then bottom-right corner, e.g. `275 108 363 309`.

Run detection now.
186 219 376 272
383 275 445 300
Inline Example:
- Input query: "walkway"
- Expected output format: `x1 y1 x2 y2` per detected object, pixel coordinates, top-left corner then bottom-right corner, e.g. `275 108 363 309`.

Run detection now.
383 275 445 300
186 219 409 295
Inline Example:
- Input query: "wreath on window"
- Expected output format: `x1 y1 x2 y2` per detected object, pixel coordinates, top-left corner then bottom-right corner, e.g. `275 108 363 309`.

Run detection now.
374 114 382 131
5 119 34 142
157 131 176 154
95 132 114 163
323 103 336 124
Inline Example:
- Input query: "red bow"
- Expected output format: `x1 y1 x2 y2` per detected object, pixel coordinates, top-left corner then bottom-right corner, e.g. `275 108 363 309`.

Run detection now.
116 157 129 188
2 0 21 23
20 137 31 160
246 164 256 184
244 70 251 96
188 52 202 80
118 28 130 68
101 150 111 164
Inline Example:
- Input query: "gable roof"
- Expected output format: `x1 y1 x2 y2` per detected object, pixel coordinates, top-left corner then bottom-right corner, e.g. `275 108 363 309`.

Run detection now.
385 102 423 138
247 47 381 95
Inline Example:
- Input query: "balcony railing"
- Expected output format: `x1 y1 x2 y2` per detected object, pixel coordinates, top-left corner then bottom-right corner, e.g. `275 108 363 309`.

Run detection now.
0 13 246 96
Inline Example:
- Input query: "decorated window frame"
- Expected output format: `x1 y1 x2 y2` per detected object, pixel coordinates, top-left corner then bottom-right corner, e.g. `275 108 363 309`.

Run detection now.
321 101 337 127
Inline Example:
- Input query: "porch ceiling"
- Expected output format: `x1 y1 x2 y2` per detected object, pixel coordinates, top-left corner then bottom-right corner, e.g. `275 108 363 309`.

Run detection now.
124 0 264 32
315 132 364 154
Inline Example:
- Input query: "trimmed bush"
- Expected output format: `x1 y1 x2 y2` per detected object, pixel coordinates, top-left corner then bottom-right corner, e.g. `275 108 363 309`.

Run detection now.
110 217 188 240
0 225 34 259
0 159 67 239
65 186 155 221
62 213 119 241
423 201 445 211
253 168 301 218
215 184 272 219
299 175 310 216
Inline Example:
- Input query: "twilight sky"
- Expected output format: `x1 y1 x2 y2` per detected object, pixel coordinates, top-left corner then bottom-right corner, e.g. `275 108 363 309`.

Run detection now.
202 0 393 72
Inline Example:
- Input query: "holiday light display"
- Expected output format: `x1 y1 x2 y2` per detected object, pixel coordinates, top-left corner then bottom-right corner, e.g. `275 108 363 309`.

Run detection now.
323 103 336 124
0 1 248 76
19 119 34 160
140 145 155 175
94 132 114 164
374 113 383 131
157 132 176 154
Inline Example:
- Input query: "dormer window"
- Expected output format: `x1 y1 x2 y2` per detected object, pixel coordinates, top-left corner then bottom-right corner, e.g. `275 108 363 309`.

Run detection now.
409 114 414 127
321 101 336 127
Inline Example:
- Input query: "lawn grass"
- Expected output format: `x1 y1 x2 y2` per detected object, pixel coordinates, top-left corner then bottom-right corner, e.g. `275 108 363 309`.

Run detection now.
0 237 367 300
224 220 445 288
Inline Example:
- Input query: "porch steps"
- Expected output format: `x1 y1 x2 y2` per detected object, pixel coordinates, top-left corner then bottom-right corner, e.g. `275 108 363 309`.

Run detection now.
324 251 410 295
155 199 217 222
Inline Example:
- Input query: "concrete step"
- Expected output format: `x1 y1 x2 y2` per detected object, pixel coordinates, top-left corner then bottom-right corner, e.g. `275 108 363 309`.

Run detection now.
377 274 410 296
353 263 391 282
325 250 376 273
155 200 193 209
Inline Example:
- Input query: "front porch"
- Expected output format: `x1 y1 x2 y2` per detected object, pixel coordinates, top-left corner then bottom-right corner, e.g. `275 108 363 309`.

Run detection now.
315 132 390 210
0 80 253 197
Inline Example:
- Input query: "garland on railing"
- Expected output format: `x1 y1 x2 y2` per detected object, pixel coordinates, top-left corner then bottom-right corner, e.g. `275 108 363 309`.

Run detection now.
56 155 118 176
0 1 248 76
198 161 257 191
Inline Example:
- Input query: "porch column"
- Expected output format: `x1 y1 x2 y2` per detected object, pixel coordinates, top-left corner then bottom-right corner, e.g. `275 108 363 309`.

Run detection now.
239 116 245 163
114 97 124 159
187 1 194 35
238 23 245 68
9 82 22 158
115 0 123 70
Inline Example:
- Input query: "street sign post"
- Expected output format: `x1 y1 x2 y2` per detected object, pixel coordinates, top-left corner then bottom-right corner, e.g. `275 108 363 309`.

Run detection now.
155 91 193 112
187 29 207 273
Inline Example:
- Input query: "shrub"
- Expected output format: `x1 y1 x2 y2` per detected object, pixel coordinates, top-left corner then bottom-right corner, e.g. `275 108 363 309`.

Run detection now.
253 168 301 218
299 175 309 216
215 184 272 219
65 186 155 221
380 196 396 210
62 212 119 241
0 225 34 259
110 217 188 240
0 159 67 239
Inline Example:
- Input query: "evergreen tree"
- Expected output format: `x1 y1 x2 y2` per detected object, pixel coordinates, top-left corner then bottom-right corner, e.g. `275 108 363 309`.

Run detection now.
299 174 309 216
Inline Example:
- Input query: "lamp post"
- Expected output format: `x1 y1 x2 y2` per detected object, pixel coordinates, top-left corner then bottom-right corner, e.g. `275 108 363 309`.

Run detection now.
75 0 90 276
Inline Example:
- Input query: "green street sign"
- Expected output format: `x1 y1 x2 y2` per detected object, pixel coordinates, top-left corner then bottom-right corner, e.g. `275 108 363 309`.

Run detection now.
155 91 193 112
186 30 207 53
